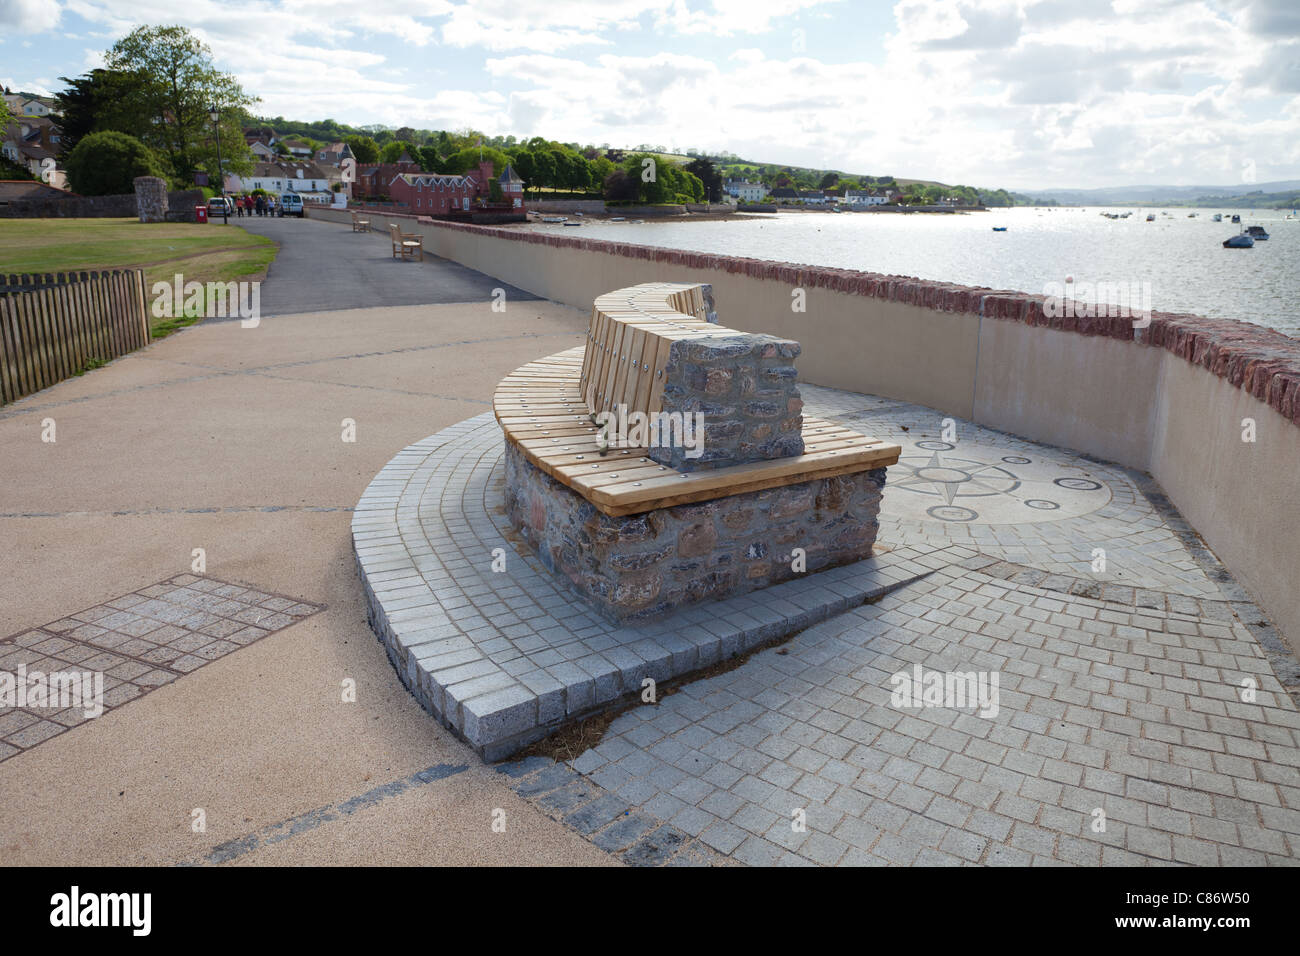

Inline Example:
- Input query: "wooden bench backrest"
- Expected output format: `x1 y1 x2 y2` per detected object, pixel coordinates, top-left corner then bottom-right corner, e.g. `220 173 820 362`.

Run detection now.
579 283 734 418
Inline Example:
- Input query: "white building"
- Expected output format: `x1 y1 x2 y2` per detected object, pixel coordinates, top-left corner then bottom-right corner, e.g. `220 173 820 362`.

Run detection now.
843 189 888 206
229 161 333 200
724 179 769 202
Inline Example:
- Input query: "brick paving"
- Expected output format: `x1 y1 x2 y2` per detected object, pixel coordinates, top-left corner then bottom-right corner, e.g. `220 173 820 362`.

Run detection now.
0 575 323 762
451 383 1300 865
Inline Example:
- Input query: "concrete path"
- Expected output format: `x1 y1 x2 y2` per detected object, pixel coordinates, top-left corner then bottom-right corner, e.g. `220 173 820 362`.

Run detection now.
235 215 540 316
0 222 610 865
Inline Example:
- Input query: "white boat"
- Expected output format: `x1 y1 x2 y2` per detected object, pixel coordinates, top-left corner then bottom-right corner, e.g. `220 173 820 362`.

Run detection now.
541 216 567 223
609 216 626 222
563 221 582 226
1212 213 1222 222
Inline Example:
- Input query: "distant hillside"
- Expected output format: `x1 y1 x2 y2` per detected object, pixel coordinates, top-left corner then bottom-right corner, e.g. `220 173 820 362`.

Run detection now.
1029 181 1300 205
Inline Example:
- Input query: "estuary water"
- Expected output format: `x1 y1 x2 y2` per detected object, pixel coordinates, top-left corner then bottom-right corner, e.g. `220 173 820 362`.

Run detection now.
526 206 1299 336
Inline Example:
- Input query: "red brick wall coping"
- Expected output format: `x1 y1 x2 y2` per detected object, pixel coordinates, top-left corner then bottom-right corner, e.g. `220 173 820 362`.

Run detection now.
361 209 1300 430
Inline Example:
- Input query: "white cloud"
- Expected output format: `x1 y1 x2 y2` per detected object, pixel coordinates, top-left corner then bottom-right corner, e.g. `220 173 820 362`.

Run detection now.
0 0 61 32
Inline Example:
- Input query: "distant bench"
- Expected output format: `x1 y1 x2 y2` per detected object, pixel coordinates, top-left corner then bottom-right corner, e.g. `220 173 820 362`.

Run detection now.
494 282 900 516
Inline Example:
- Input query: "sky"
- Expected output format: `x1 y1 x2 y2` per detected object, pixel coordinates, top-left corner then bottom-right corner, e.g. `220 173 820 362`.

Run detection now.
2 0 1298 190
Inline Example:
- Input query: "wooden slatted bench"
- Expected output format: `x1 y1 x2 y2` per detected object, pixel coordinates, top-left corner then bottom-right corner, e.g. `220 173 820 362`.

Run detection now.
495 283 900 517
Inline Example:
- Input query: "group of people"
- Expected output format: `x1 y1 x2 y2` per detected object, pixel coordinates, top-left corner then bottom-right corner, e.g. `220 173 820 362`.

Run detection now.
233 195 277 217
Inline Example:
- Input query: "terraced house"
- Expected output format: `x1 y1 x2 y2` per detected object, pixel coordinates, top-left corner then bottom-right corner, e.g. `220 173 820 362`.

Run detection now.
387 161 525 215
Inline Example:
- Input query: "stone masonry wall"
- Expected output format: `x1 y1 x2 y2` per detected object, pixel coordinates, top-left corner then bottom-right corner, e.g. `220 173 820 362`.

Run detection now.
653 333 805 470
504 441 885 622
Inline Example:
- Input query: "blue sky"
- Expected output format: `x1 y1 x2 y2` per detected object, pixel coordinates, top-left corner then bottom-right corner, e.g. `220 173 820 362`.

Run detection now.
3 0 1298 190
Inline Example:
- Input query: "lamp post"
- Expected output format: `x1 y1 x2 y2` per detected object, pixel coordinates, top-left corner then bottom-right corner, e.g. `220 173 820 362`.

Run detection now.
210 105 228 225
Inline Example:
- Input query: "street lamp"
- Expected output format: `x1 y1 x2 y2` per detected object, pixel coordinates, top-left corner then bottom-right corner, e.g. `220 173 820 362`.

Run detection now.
210 105 228 225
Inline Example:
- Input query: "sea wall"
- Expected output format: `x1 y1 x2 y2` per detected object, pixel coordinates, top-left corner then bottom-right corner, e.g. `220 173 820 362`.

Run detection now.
310 204 1300 647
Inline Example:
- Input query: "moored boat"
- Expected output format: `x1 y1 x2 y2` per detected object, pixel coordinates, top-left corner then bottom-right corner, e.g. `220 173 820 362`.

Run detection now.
1223 232 1254 248
1245 225 1269 240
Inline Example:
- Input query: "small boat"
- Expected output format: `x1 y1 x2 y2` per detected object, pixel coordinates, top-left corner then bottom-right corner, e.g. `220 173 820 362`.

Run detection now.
1212 213 1222 222
541 216 567 223
1231 214 1241 223
562 221 582 226
609 216 625 222
992 226 1007 231
1146 213 1155 221
1245 225 1269 240
1223 233 1254 248
1187 213 1197 218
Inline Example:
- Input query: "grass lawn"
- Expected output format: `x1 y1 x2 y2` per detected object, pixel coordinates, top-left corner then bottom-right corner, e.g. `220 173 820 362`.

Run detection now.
0 218 278 339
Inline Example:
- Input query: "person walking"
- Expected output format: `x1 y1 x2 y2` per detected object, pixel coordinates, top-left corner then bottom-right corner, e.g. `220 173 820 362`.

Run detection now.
255 194 266 217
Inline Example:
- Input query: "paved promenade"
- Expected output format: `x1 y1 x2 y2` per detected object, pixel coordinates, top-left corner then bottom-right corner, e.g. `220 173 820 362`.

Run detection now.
1 220 1296 866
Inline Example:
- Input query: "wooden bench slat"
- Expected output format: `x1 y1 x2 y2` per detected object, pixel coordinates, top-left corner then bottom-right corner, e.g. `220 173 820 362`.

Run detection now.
495 348 901 516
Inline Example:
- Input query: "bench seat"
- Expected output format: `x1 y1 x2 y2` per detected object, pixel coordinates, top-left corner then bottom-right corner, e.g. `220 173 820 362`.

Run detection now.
495 347 901 516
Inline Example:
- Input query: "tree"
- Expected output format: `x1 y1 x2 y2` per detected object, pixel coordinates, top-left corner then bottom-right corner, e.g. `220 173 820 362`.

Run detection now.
512 149 535 193
63 130 166 195
602 168 637 201
345 135 379 164
686 157 722 202
417 145 448 173
379 140 406 163
443 145 508 175
529 149 555 190
53 69 153 152
103 25 256 185
394 126 416 142
819 171 840 190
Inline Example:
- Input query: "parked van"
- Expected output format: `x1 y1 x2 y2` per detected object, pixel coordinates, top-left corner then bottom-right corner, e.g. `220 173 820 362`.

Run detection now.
279 192 304 217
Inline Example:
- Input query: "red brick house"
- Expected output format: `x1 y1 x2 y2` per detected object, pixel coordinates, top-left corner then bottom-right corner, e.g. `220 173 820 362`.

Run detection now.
387 161 527 216
355 152 419 201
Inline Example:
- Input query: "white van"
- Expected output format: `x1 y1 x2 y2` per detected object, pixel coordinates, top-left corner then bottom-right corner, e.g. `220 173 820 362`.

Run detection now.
279 192 305 217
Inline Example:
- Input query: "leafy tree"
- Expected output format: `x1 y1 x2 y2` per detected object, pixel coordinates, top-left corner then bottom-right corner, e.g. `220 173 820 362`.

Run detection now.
53 69 153 152
512 149 535 193
443 145 508 175
587 155 614 192
417 145 448 173
686 157 722 202
819 171 839 190
104 25 256 185
379 140 407 163
63 130 166 195
345 135 379 163
602 168 637 201
530 149 556 190
394 126 416 142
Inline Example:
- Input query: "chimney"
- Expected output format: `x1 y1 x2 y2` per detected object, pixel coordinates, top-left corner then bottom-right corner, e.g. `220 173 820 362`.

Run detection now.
478 159 494 197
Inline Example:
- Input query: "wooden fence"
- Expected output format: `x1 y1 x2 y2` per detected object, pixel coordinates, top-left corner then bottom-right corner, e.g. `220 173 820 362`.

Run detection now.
0 270 151 405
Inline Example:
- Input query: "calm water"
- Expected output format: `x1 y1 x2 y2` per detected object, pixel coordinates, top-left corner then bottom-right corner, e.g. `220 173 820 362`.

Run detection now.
526 207 1300 336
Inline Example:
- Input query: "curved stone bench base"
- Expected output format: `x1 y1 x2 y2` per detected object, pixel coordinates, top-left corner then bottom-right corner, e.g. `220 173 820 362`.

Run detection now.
504 441 889 621
353 413 961 760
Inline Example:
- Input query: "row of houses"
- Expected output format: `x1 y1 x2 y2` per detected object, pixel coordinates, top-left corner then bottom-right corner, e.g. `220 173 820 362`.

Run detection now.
724 177 897 206
2 96 66 188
